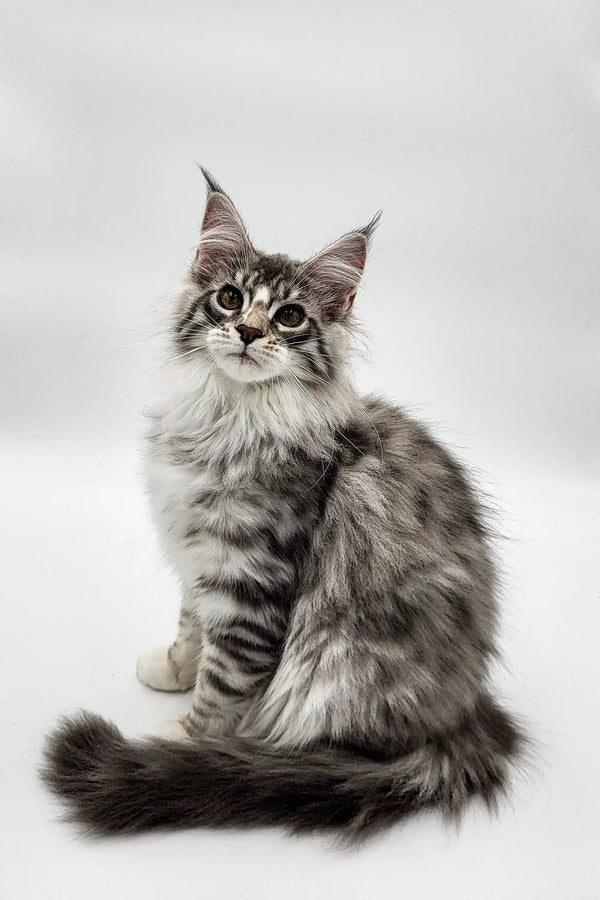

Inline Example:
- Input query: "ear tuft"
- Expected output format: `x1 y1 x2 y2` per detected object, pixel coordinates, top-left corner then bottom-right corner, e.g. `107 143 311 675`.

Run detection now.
356 210 382 244
198 165 226 196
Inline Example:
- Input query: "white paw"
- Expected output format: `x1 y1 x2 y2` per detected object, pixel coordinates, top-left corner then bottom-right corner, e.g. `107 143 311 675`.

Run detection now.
136 646 184 692
158 717 192 742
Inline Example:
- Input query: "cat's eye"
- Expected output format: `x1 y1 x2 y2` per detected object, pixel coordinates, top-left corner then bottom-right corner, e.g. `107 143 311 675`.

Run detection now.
275 305 305 328
217 285 243 310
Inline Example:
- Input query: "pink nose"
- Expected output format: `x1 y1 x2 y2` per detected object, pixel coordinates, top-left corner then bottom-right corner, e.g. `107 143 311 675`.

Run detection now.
236 324 263 345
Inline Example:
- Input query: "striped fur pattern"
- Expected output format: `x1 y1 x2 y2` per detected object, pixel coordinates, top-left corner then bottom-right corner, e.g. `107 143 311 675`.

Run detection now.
42 171 524 838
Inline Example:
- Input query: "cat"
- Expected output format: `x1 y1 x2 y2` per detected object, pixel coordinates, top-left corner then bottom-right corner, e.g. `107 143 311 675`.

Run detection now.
42 168 524 840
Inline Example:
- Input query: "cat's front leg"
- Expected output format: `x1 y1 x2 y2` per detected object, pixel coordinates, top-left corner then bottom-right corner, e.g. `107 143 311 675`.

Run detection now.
162 601 283 740
137 607 200 692
186 616 282 737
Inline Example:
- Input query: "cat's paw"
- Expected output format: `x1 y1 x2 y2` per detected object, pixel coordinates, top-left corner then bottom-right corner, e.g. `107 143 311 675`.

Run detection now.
136 646 192 692
157 716 192 742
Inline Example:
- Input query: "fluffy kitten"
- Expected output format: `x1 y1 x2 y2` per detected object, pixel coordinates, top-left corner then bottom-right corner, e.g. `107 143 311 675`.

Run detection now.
42 170 524 839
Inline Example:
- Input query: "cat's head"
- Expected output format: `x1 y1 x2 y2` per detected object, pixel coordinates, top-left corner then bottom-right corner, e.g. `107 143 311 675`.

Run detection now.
172 169 380 386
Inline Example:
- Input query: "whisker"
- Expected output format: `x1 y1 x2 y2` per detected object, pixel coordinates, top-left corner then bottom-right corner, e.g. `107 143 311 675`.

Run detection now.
161 345 206 366
93 322 160 333
161 357 207 435
107 339 173 349
286 358 384 463
201 309 223 328
284 368 368 461
281 373 337 490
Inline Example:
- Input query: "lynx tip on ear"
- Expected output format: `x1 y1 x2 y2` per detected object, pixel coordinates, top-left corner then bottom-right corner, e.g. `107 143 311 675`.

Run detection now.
356 210 382 244
197 165 226 196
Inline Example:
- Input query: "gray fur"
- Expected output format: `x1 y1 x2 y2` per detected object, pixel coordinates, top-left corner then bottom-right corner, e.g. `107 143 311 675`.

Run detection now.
42 175 525 839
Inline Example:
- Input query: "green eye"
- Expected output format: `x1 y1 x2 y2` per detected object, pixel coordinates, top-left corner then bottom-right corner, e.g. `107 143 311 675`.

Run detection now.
275 305 305 327
217 285 243 310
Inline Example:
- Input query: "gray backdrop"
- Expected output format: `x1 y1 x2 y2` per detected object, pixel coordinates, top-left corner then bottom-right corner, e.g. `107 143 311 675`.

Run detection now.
3 0 598 471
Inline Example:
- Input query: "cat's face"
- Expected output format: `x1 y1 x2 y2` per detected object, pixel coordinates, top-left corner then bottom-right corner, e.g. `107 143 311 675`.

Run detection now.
172 176 379 386
178 251 346 386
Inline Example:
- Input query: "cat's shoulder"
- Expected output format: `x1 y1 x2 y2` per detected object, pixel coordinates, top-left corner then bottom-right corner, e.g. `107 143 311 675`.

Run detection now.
350 395 441 459
349 395 477 488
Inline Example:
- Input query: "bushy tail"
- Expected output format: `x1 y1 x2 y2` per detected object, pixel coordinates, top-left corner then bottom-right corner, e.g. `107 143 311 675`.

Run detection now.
41 693 523 840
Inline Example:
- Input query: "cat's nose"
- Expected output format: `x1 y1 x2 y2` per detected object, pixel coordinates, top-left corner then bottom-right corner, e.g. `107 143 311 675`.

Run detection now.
236 324 263 345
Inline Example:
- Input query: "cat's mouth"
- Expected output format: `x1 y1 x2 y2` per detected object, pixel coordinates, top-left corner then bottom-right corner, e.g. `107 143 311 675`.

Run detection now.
227 349 259 367
216 345 274 383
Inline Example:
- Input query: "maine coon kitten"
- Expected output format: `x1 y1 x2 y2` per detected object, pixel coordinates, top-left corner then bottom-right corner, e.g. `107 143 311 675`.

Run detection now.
42 170 524 839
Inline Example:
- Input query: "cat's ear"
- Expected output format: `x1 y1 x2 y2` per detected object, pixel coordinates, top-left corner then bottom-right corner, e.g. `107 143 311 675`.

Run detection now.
194 169 251 277
305 213 380 320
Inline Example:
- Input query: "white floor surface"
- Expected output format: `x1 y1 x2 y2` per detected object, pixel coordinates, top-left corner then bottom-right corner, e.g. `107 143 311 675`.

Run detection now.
1 438 598 899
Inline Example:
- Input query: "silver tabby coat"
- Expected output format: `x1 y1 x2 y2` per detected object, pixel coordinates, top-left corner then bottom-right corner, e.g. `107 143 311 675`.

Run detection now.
42 170 523 839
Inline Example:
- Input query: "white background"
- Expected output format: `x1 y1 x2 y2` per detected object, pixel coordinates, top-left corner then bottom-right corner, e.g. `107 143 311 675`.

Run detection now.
1 1 599 897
